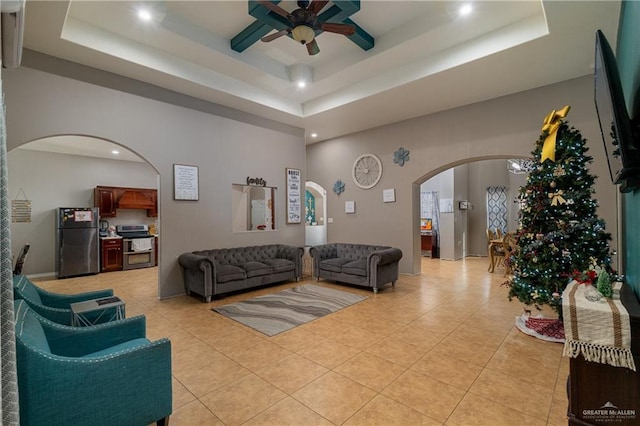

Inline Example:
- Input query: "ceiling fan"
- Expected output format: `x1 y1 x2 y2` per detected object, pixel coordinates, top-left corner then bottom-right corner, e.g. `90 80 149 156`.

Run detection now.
258 0 356 55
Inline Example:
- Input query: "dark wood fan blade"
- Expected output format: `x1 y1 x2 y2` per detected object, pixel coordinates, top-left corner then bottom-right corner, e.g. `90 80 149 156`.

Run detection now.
261 29 290 42
306 39 320 55
307 0 328 14
320 22 355 36
258 0 291 19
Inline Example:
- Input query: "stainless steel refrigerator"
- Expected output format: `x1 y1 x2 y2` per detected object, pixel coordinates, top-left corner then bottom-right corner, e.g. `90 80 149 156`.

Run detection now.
56 207 100 278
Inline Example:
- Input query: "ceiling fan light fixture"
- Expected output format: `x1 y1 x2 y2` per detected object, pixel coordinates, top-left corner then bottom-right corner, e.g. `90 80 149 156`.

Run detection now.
292 25 315 45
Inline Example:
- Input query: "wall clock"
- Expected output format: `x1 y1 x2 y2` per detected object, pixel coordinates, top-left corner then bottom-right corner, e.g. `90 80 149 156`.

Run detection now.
352 153 382 189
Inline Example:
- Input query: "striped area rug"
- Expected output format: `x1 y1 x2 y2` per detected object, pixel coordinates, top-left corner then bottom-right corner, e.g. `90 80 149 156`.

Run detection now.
212 284 367 336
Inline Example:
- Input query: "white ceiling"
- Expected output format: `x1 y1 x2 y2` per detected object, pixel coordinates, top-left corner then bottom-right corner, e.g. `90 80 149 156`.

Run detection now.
18 0 620 158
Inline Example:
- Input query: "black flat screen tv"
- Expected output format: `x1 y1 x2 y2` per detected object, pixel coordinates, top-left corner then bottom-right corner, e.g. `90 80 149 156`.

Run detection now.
594 29 640 193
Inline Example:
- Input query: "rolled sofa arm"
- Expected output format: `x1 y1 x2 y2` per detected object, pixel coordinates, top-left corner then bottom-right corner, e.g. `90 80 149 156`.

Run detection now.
277 245 304 279
178 252 214 271
277 245 304 262
368 248 403 291
368 248 403 266
178 252 216 301
309 244 337 279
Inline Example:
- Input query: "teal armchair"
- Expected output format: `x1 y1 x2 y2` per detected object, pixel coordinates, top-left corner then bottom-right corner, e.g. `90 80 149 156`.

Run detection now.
13 274 115 324
14 300 172 426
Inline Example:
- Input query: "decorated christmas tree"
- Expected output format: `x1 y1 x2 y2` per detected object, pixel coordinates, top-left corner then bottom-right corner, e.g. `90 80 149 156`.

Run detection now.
506 106 613 316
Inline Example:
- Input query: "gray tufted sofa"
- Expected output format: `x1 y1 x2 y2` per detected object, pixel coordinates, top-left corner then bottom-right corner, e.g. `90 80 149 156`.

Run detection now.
310 243 403 294
178 244 304 302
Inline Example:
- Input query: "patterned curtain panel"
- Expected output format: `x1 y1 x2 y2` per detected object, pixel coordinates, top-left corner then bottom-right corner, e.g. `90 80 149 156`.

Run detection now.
1 78 20 424
486 186 508 233
420 191 440 233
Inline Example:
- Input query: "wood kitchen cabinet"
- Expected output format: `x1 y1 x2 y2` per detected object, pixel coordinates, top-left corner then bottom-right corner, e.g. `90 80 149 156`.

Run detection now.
101 238 123 272
420 233 439 258
94 186 158 218
94 187 117 217
567 284 640 425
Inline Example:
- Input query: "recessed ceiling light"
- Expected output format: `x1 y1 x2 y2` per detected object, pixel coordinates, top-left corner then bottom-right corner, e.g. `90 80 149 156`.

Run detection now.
297 81 307 88
310 133 318 138
137 9 152 22
459 4 473 16
111 150 120 155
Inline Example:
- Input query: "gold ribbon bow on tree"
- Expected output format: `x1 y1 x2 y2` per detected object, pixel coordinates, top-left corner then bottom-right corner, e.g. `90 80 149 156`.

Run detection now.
549 190 566 206
541 105 571 163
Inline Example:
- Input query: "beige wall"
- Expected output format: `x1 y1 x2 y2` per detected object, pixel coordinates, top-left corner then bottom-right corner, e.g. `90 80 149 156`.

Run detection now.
8 148 158 275
3 56 618 290
3 63 306 298
306 75 618 274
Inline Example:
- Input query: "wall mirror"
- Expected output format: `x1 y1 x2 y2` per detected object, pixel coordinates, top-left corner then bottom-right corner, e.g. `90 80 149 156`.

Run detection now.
232 184 276 232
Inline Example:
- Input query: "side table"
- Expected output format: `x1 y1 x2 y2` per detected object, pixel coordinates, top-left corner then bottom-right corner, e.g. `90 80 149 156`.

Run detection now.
70 296 126 326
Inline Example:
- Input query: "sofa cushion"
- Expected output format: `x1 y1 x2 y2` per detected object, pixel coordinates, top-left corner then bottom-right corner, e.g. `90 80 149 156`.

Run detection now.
341 259 368 277
262 258 295 274
217 264 247 283
319 258 353 273
237 261 273 278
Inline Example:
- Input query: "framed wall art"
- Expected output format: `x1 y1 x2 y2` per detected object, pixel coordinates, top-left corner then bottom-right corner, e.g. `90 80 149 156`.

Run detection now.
286 168 302 223
174 164 199 201
383 188 396 203
345 201 356 214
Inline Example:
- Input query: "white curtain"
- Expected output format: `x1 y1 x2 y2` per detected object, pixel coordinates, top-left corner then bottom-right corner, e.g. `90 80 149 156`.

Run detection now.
420 191 440 233
1 73 20 424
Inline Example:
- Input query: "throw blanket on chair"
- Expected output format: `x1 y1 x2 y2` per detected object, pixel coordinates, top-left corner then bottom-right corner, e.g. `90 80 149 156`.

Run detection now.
562 280 636 371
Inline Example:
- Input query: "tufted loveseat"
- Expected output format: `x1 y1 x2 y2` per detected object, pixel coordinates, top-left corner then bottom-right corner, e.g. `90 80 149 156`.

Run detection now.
310 243 403 294
178 244 304 302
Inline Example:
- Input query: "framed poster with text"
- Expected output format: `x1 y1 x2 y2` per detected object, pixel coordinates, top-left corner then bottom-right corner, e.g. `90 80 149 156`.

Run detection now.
174 164 199 201
286 168 301 224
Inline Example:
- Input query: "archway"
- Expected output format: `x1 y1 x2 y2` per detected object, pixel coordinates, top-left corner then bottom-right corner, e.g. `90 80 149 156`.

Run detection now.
305 181 327 246
7 134 161 293
412 156 530 274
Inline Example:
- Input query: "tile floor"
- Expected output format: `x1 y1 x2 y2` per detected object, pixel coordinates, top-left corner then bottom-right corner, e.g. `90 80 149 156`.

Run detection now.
34 257 569 425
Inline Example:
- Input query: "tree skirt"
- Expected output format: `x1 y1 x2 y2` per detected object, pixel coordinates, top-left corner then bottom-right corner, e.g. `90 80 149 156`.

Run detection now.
515 315 565 343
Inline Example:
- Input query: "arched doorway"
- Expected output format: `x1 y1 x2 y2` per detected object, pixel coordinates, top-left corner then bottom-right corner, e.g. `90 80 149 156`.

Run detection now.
305 181 327 246
413 157 529 271
7 134 161 292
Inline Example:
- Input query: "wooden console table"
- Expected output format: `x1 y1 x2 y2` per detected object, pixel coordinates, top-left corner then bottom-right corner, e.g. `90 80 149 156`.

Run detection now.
567 283 640 425
421 233 438 258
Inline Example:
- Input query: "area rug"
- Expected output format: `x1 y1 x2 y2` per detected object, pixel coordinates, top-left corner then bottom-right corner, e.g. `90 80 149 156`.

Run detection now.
515 314 565 343
212 284 367 336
